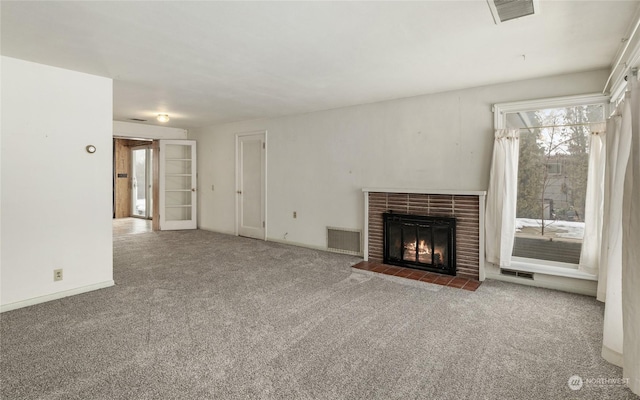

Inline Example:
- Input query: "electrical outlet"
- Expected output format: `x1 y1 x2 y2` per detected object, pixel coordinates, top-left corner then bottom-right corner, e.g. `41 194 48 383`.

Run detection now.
53 269 63 282
293 211 297 218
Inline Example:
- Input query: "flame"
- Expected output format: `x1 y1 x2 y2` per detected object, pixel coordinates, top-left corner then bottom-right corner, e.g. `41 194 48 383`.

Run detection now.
418 240 430 255
405 240 430 255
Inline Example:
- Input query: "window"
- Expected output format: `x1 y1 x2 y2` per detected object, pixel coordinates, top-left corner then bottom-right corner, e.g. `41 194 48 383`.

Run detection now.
494 94 608 267
545 161 562 175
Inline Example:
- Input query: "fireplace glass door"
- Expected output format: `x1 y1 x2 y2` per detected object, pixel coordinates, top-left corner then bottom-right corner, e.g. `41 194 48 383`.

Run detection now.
383 213 456 276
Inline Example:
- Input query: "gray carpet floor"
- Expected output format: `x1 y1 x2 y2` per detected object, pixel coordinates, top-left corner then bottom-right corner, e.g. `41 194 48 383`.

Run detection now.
1 228 638 399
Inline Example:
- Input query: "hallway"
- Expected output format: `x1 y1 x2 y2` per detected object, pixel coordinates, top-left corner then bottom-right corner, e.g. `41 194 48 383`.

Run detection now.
113 218 152 236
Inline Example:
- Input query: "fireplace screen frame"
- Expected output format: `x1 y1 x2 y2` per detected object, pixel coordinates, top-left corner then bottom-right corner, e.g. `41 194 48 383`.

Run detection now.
383 212 456 276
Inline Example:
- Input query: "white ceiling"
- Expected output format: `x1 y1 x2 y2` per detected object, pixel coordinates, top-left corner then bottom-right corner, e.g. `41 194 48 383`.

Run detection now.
2 1 638 129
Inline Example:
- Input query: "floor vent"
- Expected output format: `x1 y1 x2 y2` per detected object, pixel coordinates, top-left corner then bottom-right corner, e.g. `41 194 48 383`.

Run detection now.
327 227 362 256
501 269 534 280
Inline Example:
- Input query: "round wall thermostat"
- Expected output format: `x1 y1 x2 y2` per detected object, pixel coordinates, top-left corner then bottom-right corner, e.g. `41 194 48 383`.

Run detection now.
86 145 97 154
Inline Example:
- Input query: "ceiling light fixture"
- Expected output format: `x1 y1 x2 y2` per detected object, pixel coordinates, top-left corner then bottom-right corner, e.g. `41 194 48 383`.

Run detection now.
157 114 170 123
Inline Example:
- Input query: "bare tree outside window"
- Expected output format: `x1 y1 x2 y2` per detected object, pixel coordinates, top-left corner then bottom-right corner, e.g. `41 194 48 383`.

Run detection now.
506 104 604 264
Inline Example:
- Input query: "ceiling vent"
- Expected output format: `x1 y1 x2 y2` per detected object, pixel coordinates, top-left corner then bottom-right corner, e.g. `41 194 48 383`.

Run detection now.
129 118 147 122
488 0 539 24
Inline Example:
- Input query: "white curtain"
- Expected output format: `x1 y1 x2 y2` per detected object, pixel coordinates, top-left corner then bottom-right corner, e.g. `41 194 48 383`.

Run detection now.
578 124 606 275
599 97 630 367
622 75 640 395
485 129 519 267
598 75 640 396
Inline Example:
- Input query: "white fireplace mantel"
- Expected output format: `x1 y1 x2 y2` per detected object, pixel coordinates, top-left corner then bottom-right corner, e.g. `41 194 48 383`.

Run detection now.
362 188 487 197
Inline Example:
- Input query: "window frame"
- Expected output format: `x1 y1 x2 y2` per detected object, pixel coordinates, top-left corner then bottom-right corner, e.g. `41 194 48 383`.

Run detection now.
493 93 610 129
493 93 609 279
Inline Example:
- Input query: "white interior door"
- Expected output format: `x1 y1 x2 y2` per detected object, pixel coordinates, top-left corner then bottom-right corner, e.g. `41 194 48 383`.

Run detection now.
236 132 265 239
159 140 197 230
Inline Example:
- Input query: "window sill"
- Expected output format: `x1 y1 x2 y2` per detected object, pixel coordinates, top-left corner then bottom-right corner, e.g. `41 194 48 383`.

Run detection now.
508 258 597 281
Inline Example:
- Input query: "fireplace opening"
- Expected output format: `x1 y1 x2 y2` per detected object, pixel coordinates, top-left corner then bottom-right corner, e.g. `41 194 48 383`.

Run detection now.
383 212 456 276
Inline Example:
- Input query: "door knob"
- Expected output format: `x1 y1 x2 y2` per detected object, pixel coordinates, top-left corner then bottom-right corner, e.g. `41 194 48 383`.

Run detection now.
192 188 196 192
237 190 242 194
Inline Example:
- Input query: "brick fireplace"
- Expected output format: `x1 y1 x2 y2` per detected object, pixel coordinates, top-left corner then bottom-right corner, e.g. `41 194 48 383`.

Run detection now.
363 189 486 281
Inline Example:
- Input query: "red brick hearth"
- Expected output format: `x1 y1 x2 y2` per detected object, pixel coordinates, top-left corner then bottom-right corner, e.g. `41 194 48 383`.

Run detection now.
352 261 482 291
363 189 486 282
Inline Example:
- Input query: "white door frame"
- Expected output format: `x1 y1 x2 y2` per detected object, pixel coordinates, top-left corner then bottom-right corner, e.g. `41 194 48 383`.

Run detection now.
130 144 153 219
159 139 197 230
235 130 267 240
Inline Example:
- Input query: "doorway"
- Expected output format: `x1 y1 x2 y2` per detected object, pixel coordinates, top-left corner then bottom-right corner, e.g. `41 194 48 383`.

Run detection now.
236 131 266 240
113 138 155 221
158 140 197 230
131 145 153 219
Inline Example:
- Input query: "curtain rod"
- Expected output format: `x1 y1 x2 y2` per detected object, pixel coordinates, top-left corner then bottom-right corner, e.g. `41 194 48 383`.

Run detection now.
516 121 604 130
603 16 640 95
610 67 638 109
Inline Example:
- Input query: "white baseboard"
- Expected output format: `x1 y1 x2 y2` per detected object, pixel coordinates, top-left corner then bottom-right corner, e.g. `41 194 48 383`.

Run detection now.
0 280 115 313
267 237 329 252
196 228 326 251
197 226 237 236
196 228 356 257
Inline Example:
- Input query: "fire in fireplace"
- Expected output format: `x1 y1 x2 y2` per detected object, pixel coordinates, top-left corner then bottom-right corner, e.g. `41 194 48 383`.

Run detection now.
383 212 456 276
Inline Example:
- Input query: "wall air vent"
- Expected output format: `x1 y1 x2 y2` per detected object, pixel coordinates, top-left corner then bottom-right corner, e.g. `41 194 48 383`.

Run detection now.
501 269 534 280
488 0 538 24
327 227 362 256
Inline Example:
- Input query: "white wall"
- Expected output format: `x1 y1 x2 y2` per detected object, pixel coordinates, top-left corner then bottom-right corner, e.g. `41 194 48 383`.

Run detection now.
1 56 113 310
190 69 608 250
